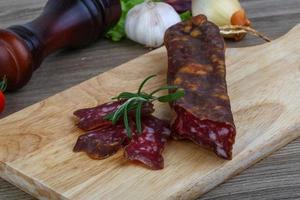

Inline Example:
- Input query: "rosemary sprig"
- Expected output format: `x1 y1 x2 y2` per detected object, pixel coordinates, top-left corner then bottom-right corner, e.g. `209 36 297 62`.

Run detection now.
138 74 156 94
135 101 143 133
104 75 185 137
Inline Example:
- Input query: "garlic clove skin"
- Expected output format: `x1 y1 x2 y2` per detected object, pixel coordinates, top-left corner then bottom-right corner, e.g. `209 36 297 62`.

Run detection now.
125 1 181 48
192 0 250 27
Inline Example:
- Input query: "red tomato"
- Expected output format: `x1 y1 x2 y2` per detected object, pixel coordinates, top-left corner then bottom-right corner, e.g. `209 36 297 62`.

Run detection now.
0 91 5 113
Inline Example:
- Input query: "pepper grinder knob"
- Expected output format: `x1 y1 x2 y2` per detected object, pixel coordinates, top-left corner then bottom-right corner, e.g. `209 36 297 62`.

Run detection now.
0 0 121 91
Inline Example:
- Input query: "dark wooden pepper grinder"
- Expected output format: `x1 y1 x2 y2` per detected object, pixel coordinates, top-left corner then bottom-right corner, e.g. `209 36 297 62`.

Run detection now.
0 0 121 91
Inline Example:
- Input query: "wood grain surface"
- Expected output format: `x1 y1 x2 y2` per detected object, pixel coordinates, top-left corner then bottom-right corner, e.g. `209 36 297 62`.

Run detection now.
0 0 299 199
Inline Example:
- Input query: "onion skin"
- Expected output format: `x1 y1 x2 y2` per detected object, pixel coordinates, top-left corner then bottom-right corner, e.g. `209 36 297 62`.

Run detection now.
231 9 251 26
191 0 252 41
225 9 251 41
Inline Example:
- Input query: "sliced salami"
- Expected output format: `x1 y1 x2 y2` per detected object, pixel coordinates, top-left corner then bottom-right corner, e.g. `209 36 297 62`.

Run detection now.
124 116 171 170
74 101 154 131
164 15 236 159
73 124 127 159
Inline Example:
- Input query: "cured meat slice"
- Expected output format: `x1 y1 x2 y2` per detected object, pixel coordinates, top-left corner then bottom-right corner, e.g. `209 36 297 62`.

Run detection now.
74 101 120 131
73 124 127 159
74 101 154 131
164 15 236 159
124 116 171 170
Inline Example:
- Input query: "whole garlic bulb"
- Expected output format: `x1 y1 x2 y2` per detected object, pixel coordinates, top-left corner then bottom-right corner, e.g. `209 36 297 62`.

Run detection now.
125 1 181 48
192 0 250 27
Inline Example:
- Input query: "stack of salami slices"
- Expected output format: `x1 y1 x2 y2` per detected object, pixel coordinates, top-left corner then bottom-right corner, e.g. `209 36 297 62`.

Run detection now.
73 101 171 170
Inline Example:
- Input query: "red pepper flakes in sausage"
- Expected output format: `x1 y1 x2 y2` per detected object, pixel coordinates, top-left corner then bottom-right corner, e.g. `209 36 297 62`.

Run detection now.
73 123 127 159
124 116 171 170
74 101 154 131
164 15 236 160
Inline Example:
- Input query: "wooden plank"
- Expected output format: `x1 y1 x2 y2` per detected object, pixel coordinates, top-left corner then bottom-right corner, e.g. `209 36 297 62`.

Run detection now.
0 24 300 200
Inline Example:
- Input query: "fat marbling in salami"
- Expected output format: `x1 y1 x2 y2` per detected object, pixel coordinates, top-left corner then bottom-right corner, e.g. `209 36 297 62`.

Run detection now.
124 116 171 170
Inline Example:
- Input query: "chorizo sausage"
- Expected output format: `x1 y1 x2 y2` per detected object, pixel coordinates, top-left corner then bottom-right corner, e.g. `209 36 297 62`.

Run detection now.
164 15 236 159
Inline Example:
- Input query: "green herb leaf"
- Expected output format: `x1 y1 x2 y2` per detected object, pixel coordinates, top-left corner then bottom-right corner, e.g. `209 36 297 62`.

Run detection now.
138 74 156 94
111 106 124 124
112 92 138 100
157 89 185 102
180 11 192 21
123 102 131 137
138 92 153 100
150 85 179 96
136 102 143 134
104 112 114 121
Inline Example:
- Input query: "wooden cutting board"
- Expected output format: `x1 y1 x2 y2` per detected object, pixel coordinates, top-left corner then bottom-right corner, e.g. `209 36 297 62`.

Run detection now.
1 24 300 200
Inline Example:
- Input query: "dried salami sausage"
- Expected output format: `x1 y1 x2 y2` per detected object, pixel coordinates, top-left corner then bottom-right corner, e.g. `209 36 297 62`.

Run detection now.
124 116 171 170
74 101 154 131
164 15 236 159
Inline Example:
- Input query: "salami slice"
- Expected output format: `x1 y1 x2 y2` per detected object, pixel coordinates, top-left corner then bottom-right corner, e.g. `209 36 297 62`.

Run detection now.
164 15 236 159
74 101 154 131
73 123 127 159
124 116 171 170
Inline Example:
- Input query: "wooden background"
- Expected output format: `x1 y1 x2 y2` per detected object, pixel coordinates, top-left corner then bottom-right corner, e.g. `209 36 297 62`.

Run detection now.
0 0 299 199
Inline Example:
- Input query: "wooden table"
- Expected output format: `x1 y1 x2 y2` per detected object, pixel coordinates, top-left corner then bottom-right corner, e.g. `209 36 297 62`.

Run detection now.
0 0 299 199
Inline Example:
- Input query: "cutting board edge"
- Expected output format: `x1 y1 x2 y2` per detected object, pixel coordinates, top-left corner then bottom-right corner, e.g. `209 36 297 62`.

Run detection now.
0 161 68 200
